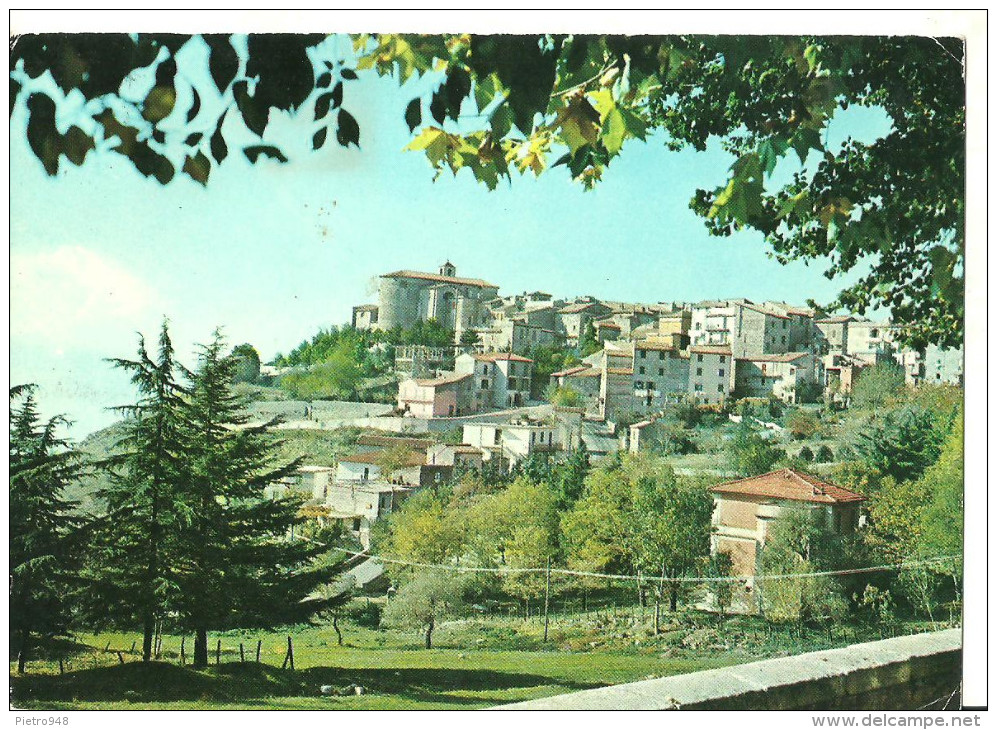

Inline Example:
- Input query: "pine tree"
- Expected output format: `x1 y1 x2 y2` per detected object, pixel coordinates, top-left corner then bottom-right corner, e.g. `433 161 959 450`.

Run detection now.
92 321 190 662
9 386 84 673
177 331 344 667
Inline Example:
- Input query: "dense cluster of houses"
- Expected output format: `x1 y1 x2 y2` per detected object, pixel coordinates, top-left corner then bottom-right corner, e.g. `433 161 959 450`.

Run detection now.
351 262 963 423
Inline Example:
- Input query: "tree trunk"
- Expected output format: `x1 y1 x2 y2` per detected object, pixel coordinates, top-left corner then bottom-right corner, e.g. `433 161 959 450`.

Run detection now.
669 583 678 612
425 618 434 649
142 614 155 662
17 627 29 674
333 614 343 646
193 628 209 668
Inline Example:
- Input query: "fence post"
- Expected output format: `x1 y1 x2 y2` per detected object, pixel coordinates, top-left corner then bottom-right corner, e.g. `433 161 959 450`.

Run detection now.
240 643 245 663
543 557 552 643
287 636 294 671
180 636 185 665
256 639 262 664
216 639 221 665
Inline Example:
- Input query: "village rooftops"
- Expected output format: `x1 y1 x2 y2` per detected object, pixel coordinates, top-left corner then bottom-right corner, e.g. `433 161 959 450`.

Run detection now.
737 352 810 363
356 434 435 451
414 372 473 387
472 352 534 363
711 468 865 505
635 339 680 352
816 315 856 324
595 320 622 329
338 451 427 468
551 365 590 378
607 367 635 376
381 269 498 289
689 345 733 355
558 301 607 314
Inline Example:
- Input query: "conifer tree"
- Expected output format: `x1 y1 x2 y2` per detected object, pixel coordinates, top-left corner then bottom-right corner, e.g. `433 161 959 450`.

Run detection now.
91 321 190 662
176 331 343 667
9 386 84 673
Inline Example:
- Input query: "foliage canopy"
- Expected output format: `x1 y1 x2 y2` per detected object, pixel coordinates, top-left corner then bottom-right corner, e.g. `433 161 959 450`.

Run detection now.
10 32 964 348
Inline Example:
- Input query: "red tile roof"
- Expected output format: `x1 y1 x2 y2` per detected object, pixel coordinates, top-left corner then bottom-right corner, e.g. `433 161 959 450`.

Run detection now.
689 345 732 355
559 302 608 314
607 367 634 376
414 372 472 387
357 434 434 450
382 270 497 288
551 365 589 378
339 451 426 467
737 352 810 363
711 468 865 505
472 352 533 363
596 321 622 329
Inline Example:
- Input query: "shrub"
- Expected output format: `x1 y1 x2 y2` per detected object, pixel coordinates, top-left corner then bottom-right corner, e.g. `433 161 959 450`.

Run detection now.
346 600 383 628
798 446 814 462
786 410 820 440
815 445 834 463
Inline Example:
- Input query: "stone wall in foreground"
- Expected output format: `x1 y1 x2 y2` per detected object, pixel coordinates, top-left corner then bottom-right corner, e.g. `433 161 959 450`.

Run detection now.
494 629 961 711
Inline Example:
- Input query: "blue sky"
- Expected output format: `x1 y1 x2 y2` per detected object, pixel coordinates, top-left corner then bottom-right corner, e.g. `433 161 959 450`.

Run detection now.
10 34 892 439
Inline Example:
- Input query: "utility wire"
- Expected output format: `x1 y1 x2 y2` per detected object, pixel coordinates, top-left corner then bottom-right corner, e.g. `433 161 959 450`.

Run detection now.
312 538 961 585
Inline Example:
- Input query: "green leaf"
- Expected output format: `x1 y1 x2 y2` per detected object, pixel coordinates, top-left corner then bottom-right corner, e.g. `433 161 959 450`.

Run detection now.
313 127 327 150
490 104 513 138
404 98 421 133
336 109 360 148
316 71 332 88
602 107 626 155
757 137 788 176
789 128 822 166
142 86 176 124
555 97 600 155
340 68 358 80
63 126 95 166
182 151 210 186
210 112 227 163
314 92 334 121
243 145 288 164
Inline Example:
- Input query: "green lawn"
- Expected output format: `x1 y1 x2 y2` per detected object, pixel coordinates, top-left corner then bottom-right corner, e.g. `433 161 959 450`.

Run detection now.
10 616 750 710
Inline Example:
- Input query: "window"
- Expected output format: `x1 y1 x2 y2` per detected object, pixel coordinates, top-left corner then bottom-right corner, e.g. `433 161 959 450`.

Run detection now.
481 378 489 390
635 380 644 389
781 336 786 344
647 381 655 390
697 354 704 362
494 429 501 445
694 384 703 392
717 384 724 393
353 518 362 532
659 351 665 360
640 350 646 359
718 369 724 377
696 367 703 376
782 320 787 329
719 355 726 363
639 366 645 374
658 368 664 376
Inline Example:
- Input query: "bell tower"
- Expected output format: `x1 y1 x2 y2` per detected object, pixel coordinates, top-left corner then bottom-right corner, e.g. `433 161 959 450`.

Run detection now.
439 261 456 278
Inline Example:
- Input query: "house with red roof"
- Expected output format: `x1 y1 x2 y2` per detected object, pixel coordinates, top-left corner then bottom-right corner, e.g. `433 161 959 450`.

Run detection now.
710 468 865 591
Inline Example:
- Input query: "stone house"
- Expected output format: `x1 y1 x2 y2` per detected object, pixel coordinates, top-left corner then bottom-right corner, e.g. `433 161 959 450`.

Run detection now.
815 315 855 357
691 300 797 358
351 304 379 330
732 352 817 403
455 352 534 409
688 345 734 405
632 340 690 413
846 320 901 365
476 319 564 354
551 364 602 416
266 465 336 502
397 371 473 418
426 443 486 471
710 468 865 591
556 300 613 343
462 417 560 468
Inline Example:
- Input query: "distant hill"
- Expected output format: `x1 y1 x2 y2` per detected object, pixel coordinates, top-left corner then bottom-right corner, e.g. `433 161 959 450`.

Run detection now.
68 417 372 515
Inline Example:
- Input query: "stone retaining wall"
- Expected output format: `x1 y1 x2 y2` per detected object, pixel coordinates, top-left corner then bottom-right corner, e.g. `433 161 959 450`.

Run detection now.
494 629 961 711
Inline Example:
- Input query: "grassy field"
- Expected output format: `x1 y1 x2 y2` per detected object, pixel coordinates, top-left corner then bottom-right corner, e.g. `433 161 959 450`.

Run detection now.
10 607 940 710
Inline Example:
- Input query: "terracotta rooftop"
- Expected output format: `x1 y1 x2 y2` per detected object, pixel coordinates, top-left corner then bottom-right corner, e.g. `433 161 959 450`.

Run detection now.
689 345 732 355
816 316 854 324
382 270 497 289
551 365 589 378
636 340 679 352
357 434 434 451
711 468 865 505
738 352 810 363
559 302 608 314
607 367 634 376
472 352 533 363
740 302 790 320
339 451 426 467
414 372 473 387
